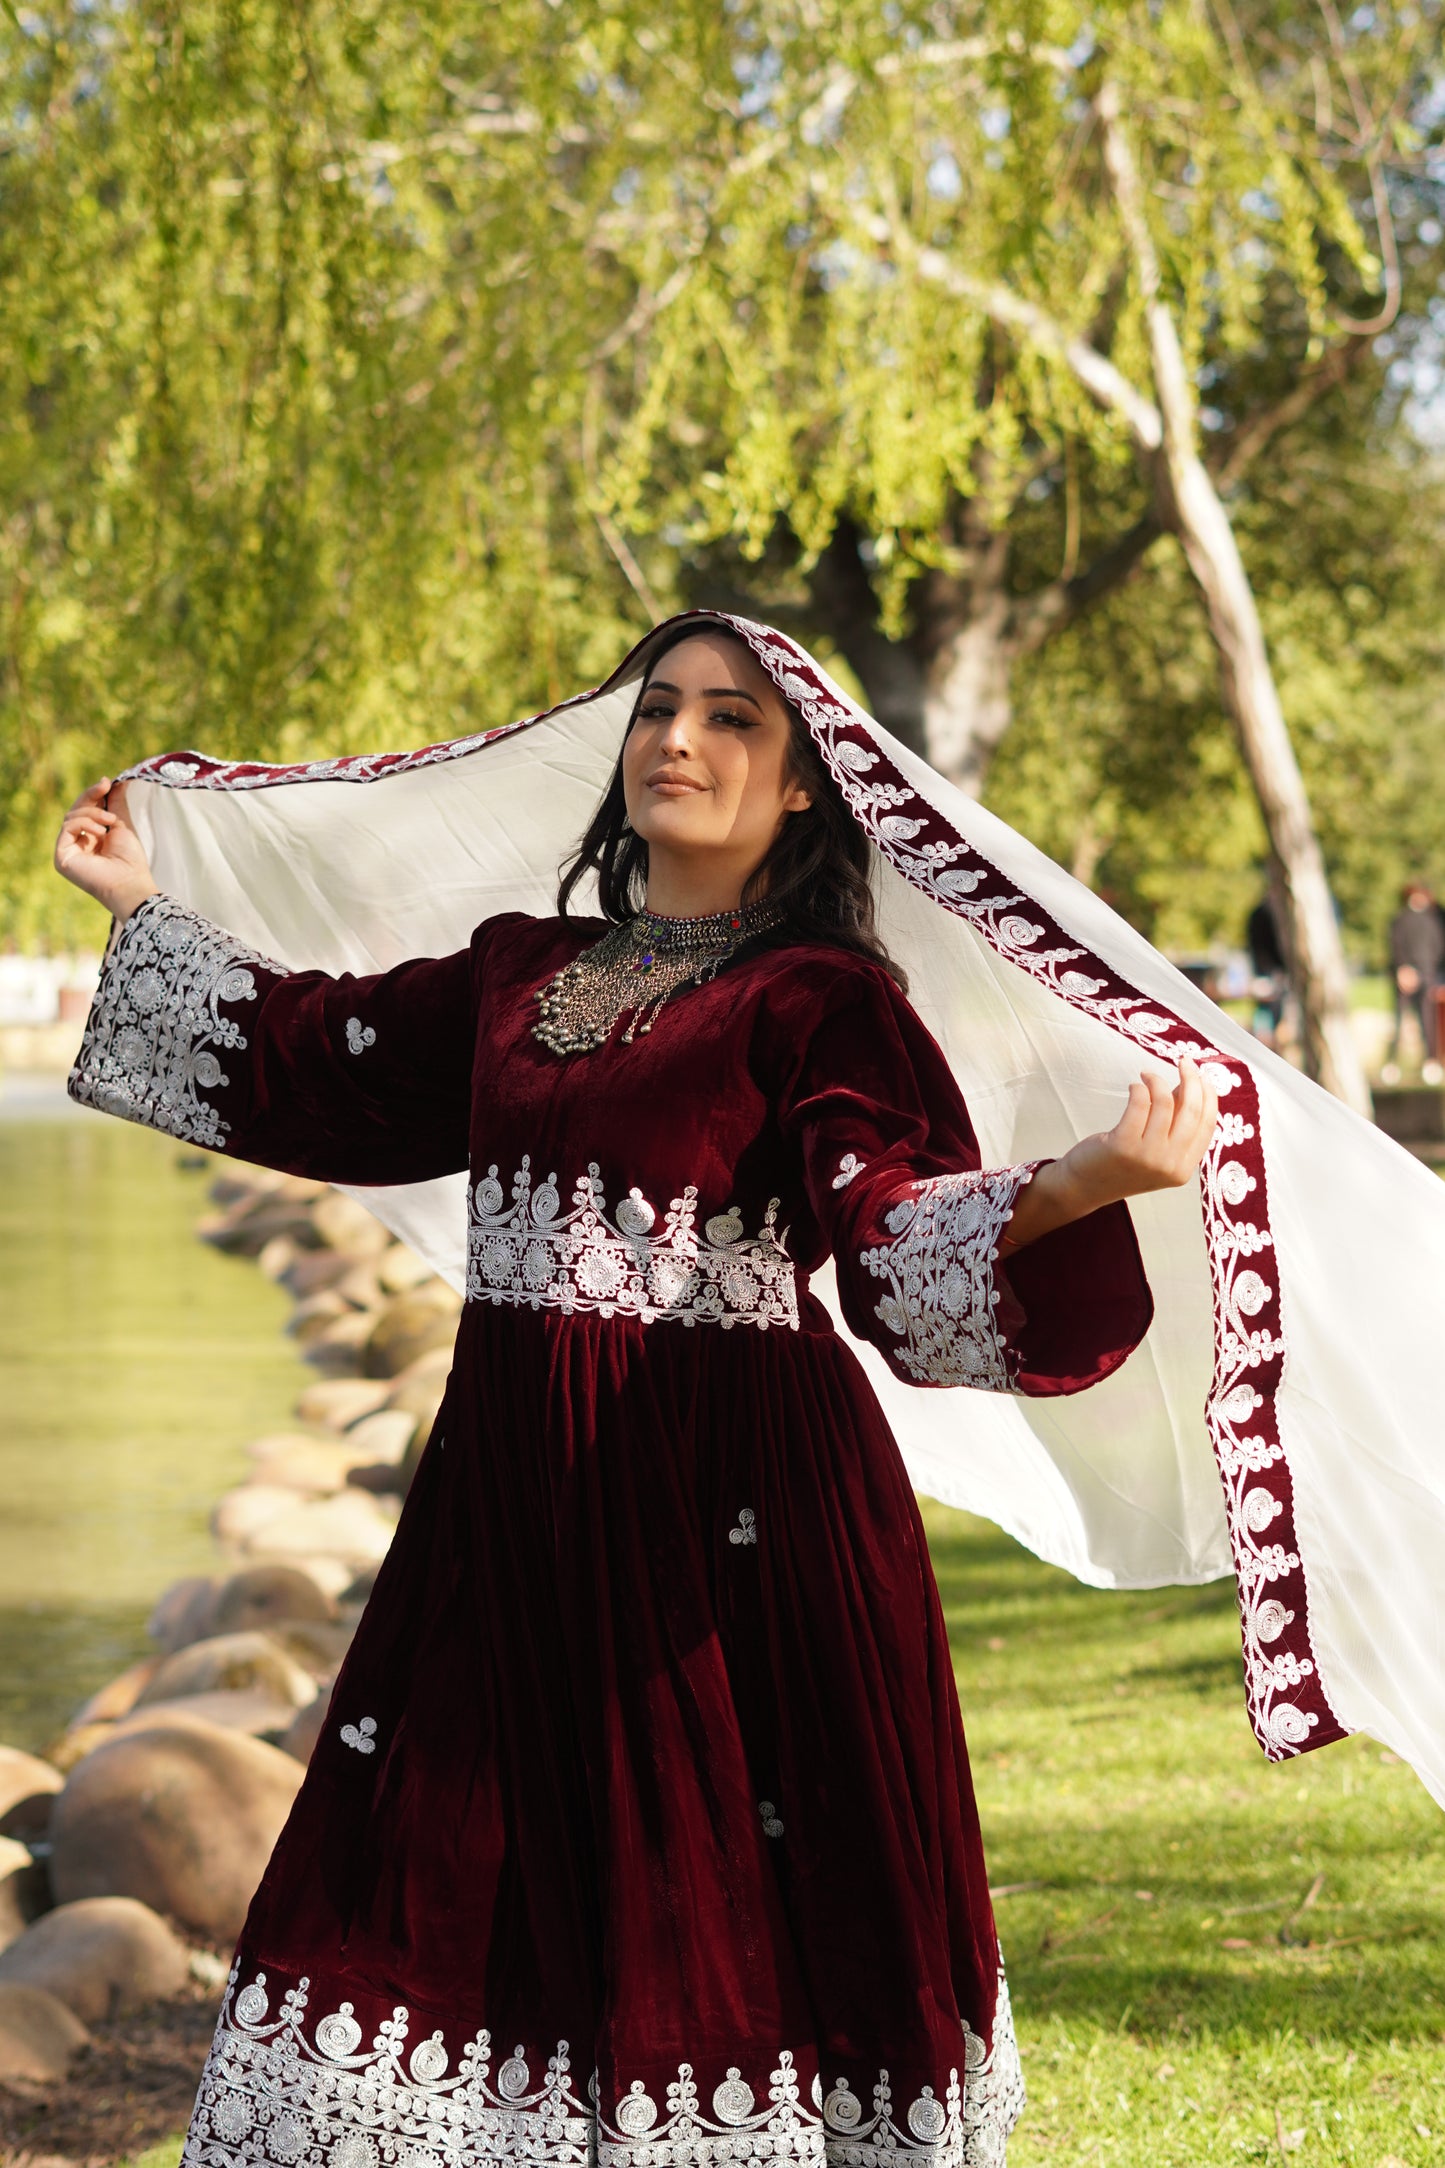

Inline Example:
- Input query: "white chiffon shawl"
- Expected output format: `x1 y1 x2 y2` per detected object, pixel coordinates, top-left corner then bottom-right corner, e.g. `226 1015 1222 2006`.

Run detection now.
116 611 1445 1807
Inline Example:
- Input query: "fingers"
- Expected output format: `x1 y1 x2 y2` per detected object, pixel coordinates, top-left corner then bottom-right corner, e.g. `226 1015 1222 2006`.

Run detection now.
1173 1054 1205 1134
1137 1067 1176 1148
1116 1077 1151 1140
66 778 113 814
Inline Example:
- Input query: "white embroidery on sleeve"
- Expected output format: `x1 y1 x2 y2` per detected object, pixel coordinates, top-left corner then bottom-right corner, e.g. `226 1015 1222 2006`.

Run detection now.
67 896 290 1150
339 1717 377 1755
345 1016 377 1055
832 1152 864 1189
860 1166 1037 1391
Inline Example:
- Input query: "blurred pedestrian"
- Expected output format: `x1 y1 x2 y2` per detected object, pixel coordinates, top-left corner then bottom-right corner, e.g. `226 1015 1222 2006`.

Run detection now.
1382 882 1445 1086
1246 893 1288 1051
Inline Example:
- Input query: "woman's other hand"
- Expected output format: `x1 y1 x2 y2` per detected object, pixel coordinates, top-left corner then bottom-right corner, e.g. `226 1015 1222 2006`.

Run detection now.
1005 1056 1219 1251
54 779 159 922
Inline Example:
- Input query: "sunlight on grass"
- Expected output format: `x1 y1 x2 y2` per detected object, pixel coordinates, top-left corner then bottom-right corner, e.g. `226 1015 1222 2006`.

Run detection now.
923 1503 1445 2166
118 2143 182 2168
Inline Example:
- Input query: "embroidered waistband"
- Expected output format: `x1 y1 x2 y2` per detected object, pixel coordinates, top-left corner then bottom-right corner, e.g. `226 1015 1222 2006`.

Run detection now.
465 1156 799 1331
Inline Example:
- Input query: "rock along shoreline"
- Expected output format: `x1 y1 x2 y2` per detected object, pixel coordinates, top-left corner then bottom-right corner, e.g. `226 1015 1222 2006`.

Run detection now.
0 1160 457 2140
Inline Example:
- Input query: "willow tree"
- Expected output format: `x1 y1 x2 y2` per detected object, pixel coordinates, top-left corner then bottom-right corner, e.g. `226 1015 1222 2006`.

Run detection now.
587 0 1439 1108
0 0 665 943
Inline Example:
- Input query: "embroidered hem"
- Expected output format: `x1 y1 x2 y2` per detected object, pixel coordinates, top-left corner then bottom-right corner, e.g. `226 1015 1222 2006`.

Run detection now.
182 1963 1025 2167
67 895 288 1150
861 1167 1036 1390
466 1155 799 1331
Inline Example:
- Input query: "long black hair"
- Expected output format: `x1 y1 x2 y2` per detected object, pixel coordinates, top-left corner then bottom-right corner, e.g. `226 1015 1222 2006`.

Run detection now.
556 624 908 991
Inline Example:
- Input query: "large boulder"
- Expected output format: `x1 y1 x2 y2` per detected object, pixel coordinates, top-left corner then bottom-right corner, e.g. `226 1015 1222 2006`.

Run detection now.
0 1836 49 1952
147 1575 219 1654
301 1309 376 1373
386 1347 452 1418
68 1657 163 1730
294 1377 390 1431
212 1482 300 1548
333 1260 385 1310
311 1193 390 1257
268 1619 354 1681
256 1552 354 1602
0 1982 89 2083
287 1290 351 1345
0 1897 188 2022
0 1747 64 1843
279 1687 333 1767
247 1434 381 1496
48 1718 303 1943
134 1632 317 1714
116 1688 300 1740
210 1563 337 1637
341 1408 417 1468
364 1290 461 1378
284 1249 356 1299
238 1488 398 1569
196 1191 321 1256
378 1242 434 1294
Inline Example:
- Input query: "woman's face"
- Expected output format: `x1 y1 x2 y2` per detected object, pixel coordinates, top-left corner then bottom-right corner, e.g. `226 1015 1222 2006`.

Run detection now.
621 632 812 895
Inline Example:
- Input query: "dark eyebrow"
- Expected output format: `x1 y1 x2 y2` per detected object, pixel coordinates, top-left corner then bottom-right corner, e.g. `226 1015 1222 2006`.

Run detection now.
644 679 765 710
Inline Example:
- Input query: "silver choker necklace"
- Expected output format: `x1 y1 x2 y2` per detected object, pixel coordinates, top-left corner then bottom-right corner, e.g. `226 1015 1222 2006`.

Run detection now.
533 900 783 1057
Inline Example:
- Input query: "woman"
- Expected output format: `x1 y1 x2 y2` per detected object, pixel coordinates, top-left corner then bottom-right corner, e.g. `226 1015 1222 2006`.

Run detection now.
56 620 1214 2168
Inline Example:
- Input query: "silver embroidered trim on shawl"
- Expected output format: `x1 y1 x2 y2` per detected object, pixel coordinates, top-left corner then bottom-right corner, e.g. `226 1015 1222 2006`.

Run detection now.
68 896 289 1150
861 1167 1036 1390
182 1963 1025 2167
466 1155 799 1331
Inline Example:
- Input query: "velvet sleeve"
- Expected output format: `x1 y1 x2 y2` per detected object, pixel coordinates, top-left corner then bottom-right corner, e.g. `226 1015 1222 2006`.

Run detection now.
775 960 1154 1397
67 893 493 1185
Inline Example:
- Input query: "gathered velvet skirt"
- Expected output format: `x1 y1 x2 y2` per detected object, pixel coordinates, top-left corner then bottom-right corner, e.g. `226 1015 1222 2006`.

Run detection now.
181 1302 1023 2168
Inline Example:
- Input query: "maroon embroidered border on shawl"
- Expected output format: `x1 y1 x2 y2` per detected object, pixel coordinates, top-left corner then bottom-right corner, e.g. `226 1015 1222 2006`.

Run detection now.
120 609 1345 1764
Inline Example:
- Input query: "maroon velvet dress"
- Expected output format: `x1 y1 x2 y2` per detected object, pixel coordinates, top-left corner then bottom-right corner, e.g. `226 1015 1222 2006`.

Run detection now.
71 895 1152 2168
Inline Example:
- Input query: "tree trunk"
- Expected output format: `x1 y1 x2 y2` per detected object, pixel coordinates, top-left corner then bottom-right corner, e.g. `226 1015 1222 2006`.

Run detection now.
811 509 1162 799
810 522 1018 788
1166 457 1370 1109
913 546 1017 795
1096 82 1371 1117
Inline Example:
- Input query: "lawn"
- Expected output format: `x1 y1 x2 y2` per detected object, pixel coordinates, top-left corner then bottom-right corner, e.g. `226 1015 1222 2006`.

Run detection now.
923 1503 1445 2167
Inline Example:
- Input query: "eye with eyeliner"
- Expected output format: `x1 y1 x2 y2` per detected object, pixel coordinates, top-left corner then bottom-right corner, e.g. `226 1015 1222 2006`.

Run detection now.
637 700 756 729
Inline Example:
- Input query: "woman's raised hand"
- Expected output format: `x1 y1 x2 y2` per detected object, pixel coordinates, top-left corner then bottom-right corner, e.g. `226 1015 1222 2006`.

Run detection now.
1004 1056 1219 1252
54 780 159 922
1061 1056 1220 1206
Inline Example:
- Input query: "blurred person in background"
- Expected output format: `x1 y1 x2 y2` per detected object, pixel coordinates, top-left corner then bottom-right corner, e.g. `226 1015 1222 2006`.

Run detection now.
1246 891 1289 1053
1382 881 1445 1087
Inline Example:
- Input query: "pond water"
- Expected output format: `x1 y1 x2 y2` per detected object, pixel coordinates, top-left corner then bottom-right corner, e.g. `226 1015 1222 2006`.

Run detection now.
0 1080 307 1751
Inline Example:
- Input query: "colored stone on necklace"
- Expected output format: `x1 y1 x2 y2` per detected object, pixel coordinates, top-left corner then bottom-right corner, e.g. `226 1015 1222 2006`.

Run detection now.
531 899 783 1057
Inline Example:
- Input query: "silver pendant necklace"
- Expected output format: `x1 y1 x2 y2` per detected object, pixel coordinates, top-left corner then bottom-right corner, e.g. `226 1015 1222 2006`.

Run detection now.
533 900 783 1057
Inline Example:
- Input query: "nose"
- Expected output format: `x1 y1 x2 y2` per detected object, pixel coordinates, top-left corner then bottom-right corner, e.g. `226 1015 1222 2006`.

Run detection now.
656 704 694 756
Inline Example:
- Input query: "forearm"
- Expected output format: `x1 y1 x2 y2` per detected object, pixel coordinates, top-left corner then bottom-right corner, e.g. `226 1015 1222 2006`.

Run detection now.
111 874 161 922
1004 1156 1121 1253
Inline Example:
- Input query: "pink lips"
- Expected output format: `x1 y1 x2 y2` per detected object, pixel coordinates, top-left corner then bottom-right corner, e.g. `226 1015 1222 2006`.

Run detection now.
646 771 705 795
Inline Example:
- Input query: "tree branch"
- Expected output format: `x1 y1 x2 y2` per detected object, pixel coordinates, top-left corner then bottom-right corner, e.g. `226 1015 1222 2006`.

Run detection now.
877 219 1164 452
1008 513 1164 657
1212 335 1369 491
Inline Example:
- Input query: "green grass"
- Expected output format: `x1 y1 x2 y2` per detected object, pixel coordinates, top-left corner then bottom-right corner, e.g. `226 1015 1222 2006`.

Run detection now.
925 1503 1445 2166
